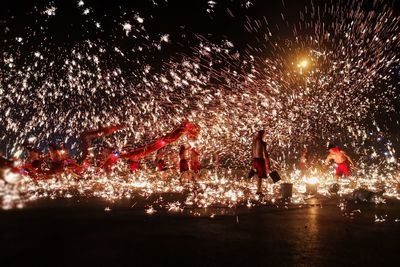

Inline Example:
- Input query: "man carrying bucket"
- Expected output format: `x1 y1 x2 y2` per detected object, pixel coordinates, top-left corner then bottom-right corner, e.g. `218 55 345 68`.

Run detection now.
251 130 272 196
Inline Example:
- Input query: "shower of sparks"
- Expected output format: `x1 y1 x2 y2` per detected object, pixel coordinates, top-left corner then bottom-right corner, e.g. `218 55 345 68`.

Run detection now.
122 23 133 36
244 1 253 9
82 8 91 15
0 0 400 214
43 6 57 16
160 34 170 43
135 15 144 24
207 1 218 13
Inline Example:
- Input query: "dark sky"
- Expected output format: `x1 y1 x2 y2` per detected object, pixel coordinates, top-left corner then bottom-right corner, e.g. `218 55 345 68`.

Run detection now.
0 0 306 51
0 0 324 97
2 0 398 66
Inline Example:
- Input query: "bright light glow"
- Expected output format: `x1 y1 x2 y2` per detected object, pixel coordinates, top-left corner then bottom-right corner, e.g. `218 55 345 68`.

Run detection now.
3 169 22 184
306 177 319 185
298 59 308 68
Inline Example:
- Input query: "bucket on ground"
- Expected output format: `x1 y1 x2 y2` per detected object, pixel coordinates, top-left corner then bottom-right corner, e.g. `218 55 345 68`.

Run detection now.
280 183 293 198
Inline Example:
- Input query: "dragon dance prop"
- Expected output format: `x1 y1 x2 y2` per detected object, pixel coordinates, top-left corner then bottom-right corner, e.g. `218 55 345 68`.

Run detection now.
80 125 123 162
19 122 199 179
19 125 123 180
120 121 200 160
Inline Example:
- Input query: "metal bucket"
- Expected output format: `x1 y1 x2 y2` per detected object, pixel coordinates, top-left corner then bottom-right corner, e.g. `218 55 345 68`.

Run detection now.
306 183 318 195
280 183 293 198
328 183 340 194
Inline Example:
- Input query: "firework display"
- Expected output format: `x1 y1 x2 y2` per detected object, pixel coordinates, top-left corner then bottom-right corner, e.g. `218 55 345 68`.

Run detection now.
0 0 399 213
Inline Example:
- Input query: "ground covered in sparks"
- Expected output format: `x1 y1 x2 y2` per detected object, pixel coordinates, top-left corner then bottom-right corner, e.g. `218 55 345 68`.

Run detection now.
1 168 399 210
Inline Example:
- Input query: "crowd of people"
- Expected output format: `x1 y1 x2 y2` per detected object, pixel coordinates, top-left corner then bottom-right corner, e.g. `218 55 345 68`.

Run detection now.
1 123 357 196
0 123 204 184
248 130 357 195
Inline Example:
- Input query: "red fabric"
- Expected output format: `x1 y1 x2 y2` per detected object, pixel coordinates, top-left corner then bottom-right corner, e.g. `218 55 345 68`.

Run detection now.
190 161 201 173
157 160 166 171
101 154 119 172
80 125 123 161
71 160 90 174
179 159 189 172
298 162 307 170
336 161 350 176
22 123 199 179
121 122 200 160
129 161 140 172
252 158 269 178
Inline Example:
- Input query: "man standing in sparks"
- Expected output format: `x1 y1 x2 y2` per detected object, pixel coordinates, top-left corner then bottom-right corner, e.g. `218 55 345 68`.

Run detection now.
325 144 356 180
252 130 272 195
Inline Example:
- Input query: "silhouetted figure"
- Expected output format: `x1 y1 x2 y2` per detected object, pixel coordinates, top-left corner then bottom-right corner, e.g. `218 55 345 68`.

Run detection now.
251 130 272 195
325 144 356 181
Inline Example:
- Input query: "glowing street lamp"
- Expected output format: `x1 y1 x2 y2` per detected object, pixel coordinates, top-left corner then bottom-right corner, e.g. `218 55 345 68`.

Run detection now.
297 59 309 74
299 59 308 68
296 58 311 92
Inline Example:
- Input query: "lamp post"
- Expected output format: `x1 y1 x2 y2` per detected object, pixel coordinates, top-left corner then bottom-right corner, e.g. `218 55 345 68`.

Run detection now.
297 59 309 93
297 59 308 75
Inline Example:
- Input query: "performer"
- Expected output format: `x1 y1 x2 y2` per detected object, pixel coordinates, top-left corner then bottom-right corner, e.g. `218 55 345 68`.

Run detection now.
22 145 44 178
189 146 201 174
325 144 356 180
155 148 168 172
100 150 120 173
57 143 80 172
48 143 65 173
80 125 123 163
297 148 309 176
179 145 191 183
251 130 272 196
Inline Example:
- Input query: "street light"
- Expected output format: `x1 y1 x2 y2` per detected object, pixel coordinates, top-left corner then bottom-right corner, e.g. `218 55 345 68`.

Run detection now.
296 58 310 92
297 59 309 74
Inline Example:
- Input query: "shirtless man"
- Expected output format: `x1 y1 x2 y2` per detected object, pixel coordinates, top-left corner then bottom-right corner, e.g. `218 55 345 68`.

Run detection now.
23 146 43 177
325 144 356 180
48 143 65 174
298 148 308 176
189 146 201 175
251 130 272 195
179 145 191 183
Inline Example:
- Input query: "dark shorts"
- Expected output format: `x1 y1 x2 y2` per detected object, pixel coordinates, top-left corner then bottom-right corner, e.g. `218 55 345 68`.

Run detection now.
252 158 268 178
179 159 189 173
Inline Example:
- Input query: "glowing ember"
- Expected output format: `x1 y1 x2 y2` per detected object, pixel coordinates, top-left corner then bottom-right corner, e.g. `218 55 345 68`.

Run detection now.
306 177 319 185
0 0 399 214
